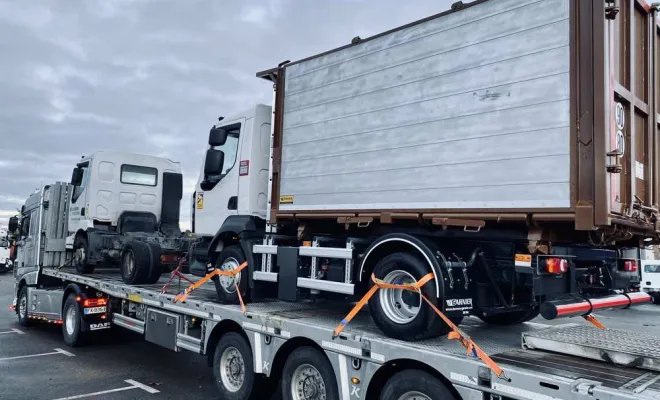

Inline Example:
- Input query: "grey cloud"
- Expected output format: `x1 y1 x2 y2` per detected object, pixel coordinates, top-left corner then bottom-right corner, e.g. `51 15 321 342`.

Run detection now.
0 0 454 229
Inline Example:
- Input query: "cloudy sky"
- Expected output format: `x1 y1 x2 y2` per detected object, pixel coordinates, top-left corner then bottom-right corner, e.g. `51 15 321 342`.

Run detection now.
0 0 453 231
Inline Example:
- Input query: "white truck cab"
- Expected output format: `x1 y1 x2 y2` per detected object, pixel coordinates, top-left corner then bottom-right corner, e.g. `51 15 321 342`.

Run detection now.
0 236 11 272
68 150 182 236
191 104 272 236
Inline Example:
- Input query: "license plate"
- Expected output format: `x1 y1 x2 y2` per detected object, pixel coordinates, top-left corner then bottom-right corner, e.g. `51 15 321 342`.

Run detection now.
84 306 106 315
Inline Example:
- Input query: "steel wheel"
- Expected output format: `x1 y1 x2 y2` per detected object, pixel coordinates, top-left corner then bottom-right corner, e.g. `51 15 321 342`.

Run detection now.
219 346 245 392
18 293 27 319
378 270 421 324
123 250 135 277
218 257 241 294
65 304 77 336
291 363 326 400
397 392 432 400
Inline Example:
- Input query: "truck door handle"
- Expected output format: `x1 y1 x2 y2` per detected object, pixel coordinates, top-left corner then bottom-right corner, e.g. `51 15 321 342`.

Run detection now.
228 196 237 210
81 208 85 216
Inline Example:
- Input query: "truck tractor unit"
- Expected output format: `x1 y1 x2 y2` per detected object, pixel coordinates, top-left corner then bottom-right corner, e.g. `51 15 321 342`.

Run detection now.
188 0 656 341
0 235 11 273
10 151 193 285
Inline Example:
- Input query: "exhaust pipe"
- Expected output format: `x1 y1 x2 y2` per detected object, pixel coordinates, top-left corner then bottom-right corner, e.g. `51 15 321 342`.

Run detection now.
540 292 651 320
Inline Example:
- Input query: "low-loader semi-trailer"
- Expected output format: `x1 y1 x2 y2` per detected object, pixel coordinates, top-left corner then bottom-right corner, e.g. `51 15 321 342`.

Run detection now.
186 0 658 341
10 1 660 399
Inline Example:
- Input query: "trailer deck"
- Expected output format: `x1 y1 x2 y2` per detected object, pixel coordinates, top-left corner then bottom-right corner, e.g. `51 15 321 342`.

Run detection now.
35 265 660 400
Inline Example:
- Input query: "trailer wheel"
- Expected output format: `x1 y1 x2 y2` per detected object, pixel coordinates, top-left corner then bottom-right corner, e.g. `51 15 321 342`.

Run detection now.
17 286 31 327
475 306 539 325
212 332 257 400
145 242 163 284
120 241 151 285
214 245 248 304
62 293 84 347
369 252 450 340
380 369 456 400
73 235 94 274
281 347 339 400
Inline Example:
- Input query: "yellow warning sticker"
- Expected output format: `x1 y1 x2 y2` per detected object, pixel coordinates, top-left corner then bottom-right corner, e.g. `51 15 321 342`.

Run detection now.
280 195 294 204
514 254 532 267
196 192 204 210
128 294 143 303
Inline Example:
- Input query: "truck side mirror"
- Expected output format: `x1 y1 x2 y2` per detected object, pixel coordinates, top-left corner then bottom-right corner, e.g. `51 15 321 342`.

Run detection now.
71 167 84 186
209 127 228 146
204 149 225 176
8 216 18 233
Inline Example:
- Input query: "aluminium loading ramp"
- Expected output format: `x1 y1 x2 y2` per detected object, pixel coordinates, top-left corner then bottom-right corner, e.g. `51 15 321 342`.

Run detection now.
39 266 660 399
522 324 660 373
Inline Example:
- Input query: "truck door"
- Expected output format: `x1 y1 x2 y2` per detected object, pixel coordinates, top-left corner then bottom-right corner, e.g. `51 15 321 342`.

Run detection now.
16 211 34 268
606 1 656 216
68 161 91 234
193 120 243 235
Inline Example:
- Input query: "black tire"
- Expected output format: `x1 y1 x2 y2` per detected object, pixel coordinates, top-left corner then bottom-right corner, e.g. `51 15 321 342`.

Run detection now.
212 332 258 400
214 245 248 304
145 242 163 284
475 306 540 325
120 241 152 285
281 347 339 400
369 252 453 340
73 235 94 274
62 293 84 347
652 293 660 305
16 286 31 327
380 370 456 400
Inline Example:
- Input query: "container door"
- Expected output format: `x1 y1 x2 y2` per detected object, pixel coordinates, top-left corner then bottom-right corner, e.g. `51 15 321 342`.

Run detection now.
606 0 655 217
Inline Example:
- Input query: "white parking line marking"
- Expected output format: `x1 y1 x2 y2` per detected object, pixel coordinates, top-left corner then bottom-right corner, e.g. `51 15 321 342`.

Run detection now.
54 348 75 357
0 348 75 361
0 328 24 335
125 379 160 394
50 379 160 399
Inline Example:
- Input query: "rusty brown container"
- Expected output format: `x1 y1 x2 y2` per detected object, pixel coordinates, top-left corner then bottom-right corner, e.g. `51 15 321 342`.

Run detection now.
258 0 660 241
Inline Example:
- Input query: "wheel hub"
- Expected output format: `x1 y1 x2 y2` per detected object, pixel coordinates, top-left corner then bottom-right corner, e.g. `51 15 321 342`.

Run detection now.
220 346 245 392
379 269 422 325
65 305 76 335
218 257 241 293
292 364 326 400
19 295 27 318
397 391 432 400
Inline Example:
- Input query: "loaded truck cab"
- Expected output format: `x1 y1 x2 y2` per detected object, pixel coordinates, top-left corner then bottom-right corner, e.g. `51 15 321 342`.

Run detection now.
188 104 272 276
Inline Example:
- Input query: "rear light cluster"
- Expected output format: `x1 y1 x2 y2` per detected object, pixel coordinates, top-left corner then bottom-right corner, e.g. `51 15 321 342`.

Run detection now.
82 297 107 307
623 260 638 272
160 255 180 264
545 258 568 274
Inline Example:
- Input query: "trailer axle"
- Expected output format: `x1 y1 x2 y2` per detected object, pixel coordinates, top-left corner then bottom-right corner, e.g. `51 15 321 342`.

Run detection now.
540 292 651 320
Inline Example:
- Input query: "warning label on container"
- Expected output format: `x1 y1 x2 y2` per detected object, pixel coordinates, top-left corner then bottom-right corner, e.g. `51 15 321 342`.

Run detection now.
280 195 294 204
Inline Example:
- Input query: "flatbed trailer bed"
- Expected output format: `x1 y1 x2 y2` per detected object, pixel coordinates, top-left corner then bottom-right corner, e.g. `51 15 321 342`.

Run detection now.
11 265 660 400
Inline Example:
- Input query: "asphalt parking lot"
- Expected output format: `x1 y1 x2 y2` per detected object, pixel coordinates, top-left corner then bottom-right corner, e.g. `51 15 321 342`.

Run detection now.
1 271 659 400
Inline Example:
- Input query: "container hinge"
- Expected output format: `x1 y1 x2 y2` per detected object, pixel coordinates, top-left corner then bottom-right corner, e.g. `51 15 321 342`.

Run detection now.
607 149 623 157
606 164 623 174
605 0 620 20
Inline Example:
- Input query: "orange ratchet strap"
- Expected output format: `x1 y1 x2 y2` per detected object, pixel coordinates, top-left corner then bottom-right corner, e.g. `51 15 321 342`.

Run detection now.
332 272 508 380
173 261 248 314
583 314 606 329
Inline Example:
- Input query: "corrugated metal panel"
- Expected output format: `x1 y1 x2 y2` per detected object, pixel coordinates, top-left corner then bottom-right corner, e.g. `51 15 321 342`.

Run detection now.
278 0 571 211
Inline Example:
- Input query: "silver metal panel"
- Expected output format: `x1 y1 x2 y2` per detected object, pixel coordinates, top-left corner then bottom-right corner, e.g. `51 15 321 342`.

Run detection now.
523 325 660 372
253 271 278 282
113 313 145 334
28 288 64 318
297 277 355 295
253 244 277 255
279 0 571 211
298 246 353 259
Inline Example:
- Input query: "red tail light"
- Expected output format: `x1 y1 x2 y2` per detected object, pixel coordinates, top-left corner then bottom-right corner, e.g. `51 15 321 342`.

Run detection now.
83 297 107 307
546 258 568 274
623 260 638 272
